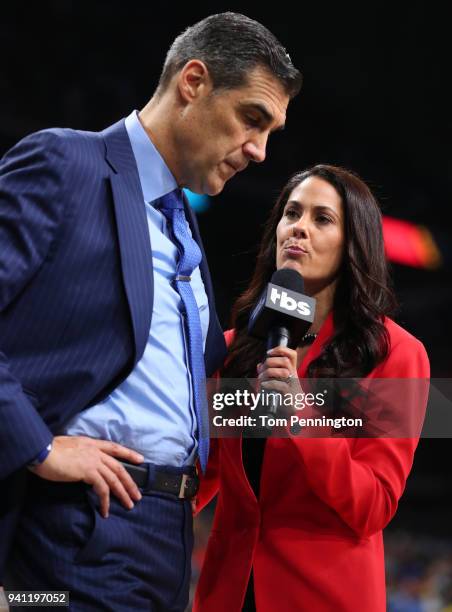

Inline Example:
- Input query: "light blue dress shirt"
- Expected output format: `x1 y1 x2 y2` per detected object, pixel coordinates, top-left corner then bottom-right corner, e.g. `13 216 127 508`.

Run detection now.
64 111 210 466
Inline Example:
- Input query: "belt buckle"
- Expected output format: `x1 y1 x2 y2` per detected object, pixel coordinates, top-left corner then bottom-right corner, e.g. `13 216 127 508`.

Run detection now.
178 474 189 499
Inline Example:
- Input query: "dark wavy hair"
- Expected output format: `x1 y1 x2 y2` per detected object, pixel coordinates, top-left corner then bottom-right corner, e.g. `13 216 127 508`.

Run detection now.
223 164 397 379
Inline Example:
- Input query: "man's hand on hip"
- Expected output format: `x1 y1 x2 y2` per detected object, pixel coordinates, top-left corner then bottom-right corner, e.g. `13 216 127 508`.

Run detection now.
28 435 144 518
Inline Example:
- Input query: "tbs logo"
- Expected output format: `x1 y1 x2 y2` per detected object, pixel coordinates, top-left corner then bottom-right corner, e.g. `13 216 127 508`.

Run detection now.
270 288 312 316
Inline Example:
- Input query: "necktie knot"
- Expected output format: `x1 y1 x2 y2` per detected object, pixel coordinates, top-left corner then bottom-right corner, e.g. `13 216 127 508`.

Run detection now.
157 189 202 275
158 188 185 213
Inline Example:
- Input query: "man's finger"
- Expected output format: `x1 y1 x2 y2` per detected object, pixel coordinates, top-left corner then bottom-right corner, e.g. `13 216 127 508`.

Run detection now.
90 476 110 518
98 465 135 511
101 454 142 502
91 439 144 464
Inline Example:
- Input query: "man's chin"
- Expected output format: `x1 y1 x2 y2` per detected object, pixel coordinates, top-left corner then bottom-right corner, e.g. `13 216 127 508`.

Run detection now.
186 172 227 196
206 186 225 196
204 178 226 197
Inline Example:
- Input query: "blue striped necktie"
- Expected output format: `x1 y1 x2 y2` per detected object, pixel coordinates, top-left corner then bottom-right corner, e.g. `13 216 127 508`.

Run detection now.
157 189 209 472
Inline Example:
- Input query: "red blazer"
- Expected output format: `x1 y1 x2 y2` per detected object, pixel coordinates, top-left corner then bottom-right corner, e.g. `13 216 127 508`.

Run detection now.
194 313 430 612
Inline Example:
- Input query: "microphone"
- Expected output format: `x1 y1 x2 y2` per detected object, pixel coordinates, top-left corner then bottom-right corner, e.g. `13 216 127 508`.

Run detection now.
247 269 316 424
248 268 315 350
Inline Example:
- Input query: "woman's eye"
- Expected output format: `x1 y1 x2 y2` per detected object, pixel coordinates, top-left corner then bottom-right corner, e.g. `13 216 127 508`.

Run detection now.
285 208 299 219
317 215 332 224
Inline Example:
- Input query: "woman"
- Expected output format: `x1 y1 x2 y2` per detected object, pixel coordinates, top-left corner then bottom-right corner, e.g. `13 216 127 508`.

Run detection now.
193 165 429 612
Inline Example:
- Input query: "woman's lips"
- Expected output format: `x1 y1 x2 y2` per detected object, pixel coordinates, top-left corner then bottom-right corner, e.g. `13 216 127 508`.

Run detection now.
284 246 308 257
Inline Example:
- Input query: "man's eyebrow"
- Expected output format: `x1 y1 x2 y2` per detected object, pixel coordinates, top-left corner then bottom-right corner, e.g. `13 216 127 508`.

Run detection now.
239 102 286 131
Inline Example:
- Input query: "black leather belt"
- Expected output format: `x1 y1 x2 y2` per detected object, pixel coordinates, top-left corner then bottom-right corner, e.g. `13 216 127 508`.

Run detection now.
119 461 199 500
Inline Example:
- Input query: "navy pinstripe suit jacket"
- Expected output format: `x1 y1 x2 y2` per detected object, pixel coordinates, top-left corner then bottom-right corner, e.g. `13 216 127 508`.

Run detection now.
0 119 227 578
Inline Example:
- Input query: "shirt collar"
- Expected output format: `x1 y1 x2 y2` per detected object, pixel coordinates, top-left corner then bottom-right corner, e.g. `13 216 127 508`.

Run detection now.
124 110 178 203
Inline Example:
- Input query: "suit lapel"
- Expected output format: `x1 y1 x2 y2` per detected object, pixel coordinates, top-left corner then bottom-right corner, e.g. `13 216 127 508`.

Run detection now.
102 120 153 366
101 120 225 373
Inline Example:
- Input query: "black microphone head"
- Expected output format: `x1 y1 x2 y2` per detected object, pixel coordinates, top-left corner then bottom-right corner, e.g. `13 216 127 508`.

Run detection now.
270 268 305 294
248 268 316 348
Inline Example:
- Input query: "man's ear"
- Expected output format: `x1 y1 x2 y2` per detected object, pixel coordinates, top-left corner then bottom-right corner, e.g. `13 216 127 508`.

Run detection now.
176 60 212 103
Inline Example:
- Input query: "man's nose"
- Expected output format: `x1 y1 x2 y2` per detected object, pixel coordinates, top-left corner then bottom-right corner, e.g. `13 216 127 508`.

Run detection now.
243 133 268 163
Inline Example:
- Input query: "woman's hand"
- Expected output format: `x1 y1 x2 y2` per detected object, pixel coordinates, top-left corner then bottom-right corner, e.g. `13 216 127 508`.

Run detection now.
257 346 303 407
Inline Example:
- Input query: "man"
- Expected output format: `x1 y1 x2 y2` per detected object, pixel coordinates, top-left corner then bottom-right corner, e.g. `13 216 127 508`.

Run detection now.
0 12 301 611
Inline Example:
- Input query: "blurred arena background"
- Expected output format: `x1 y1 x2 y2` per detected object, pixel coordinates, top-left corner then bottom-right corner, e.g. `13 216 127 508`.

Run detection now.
1 3 450 610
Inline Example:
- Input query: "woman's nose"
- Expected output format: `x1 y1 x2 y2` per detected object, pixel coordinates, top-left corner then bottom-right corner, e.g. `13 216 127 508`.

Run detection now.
292 218 308 238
